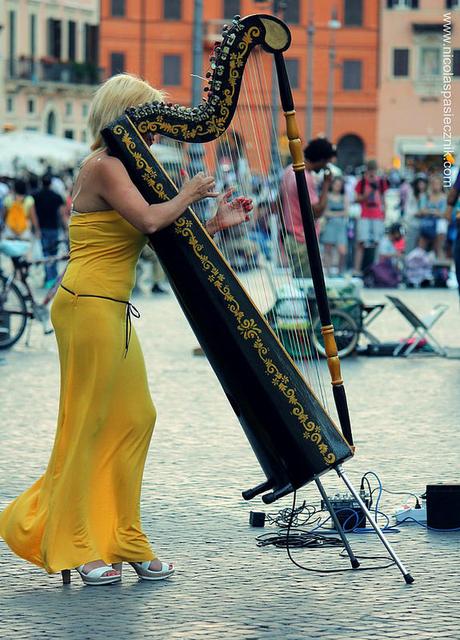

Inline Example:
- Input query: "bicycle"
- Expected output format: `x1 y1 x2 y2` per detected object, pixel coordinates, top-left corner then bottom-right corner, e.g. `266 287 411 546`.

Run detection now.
0 239 69 349
267 294 385 359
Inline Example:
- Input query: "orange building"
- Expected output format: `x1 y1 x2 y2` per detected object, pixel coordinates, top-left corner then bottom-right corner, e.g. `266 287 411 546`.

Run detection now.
100 0 379 170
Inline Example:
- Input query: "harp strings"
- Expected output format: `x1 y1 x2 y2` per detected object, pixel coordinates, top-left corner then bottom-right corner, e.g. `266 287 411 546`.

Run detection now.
152 49 331 409
256 58 329 409
255 54 330 408
215 53 329 407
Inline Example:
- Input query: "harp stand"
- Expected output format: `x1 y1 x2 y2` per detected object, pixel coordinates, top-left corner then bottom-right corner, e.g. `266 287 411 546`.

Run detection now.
314 478 360 569
335 466 414 583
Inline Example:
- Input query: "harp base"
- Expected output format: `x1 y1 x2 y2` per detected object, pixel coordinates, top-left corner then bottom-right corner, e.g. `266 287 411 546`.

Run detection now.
242 479 274 501
261 483 294 504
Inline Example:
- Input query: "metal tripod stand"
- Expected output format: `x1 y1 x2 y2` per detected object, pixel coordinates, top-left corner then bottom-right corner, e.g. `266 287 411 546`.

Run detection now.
315 468 414 584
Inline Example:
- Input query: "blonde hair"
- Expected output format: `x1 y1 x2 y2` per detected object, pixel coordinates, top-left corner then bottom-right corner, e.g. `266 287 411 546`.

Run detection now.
83 73 164 163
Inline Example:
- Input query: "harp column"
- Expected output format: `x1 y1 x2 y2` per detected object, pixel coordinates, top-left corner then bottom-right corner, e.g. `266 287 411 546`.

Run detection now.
274 52 354 449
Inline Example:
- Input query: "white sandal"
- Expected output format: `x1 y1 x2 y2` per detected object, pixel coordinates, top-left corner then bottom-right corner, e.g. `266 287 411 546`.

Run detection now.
129 560 175 581
63 564 121 586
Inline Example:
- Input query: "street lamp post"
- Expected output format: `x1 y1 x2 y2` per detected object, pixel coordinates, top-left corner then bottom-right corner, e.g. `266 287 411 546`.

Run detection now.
305 2 315 142
325 7 341 141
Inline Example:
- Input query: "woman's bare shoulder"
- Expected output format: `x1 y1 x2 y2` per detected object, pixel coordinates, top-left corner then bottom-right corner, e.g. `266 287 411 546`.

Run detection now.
95 153 131 183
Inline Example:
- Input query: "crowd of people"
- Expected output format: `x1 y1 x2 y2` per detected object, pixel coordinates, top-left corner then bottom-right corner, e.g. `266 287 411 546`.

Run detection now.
0 169 169 293
214 136 459 291
1 136 459 294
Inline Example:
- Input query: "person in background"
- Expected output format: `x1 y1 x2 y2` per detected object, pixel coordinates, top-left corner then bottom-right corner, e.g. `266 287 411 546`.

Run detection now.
404 175 429 254
33 174 68 287
445 169 460 301
364 223 403 288
0 177 10 219
418 174 447 259
320 176 349 275
1 178 40 241
353 160 387 276
280 137 334 278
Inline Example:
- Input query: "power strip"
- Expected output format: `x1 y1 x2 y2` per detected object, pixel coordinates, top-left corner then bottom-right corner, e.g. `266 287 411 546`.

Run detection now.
394 505 427 524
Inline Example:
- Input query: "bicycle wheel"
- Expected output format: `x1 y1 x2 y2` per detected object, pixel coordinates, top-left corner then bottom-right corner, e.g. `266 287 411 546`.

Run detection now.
0 275 28 349
312 308 359 359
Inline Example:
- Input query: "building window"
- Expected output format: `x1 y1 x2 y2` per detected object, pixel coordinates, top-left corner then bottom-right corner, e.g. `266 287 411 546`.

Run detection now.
164 0 181 20
6 96 14 113
343 60 362 90
8 11 16 78
283 0 300 24
285 58 299 89
48 19 62 59
82 103 89 117
393 48 409 76
223 0 240 19
344 0 363 26
111 0 125 17
27 98 35 114
65 102 73 116
419 47 441 78
68 21 76 61
110 52 125 76
64 129 74 139
30 14 37 58
386 0 419 8
85 24 99 65
446 0 459 8
163 55 182 85
452 49 460 76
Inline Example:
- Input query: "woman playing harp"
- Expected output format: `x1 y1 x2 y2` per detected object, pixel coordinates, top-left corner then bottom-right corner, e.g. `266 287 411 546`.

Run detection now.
0 73 252 587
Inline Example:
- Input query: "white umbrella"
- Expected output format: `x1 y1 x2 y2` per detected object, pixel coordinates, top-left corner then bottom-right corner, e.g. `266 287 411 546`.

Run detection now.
0 131 89 175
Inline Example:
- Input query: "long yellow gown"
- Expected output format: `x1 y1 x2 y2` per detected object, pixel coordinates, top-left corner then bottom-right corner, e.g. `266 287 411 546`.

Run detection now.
0 210 157 574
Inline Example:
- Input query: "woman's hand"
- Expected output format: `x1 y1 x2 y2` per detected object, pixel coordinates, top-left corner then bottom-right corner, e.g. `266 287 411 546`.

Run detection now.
206 189 253 237
179 171 219 206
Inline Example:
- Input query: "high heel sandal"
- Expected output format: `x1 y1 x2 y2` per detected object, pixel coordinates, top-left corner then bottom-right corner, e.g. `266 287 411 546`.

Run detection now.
128 560 175 581
61 564 122 586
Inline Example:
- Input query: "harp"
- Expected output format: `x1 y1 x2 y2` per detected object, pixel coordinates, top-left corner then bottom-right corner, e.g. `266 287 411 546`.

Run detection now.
102 14 413 582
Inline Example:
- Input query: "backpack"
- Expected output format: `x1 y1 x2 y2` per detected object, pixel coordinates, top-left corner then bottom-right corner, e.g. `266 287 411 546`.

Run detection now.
5 199 28 235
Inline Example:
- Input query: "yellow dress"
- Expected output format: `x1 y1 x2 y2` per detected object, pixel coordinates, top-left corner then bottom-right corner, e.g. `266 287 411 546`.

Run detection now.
0 210 157 574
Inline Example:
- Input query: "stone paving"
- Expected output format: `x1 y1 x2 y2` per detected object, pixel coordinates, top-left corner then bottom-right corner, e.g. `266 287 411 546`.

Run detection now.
0 280 459 640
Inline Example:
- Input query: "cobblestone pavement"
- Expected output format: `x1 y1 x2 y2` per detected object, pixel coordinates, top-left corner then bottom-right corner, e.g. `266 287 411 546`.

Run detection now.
1 281 459 640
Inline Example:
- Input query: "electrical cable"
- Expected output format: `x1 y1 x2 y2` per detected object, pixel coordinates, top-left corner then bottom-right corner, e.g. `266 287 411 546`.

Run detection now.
267 490 397 575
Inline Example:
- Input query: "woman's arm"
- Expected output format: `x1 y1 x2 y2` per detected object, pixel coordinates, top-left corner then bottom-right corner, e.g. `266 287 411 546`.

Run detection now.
97 155 218 234
205 191 252 237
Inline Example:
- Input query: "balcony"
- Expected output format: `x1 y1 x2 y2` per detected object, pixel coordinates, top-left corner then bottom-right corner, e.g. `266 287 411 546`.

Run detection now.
6 57 103 86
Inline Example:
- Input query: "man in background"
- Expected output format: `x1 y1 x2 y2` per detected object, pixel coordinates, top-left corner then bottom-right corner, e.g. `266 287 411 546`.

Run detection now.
33 175 67 288
353 159 388 276
280 137 334 278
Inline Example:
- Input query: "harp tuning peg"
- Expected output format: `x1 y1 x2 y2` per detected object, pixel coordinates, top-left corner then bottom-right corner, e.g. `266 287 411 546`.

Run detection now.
205 72 211 78
203 86 209 92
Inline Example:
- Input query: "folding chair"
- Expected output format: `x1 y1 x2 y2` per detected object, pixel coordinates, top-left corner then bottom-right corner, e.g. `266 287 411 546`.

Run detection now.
386 295 448 357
